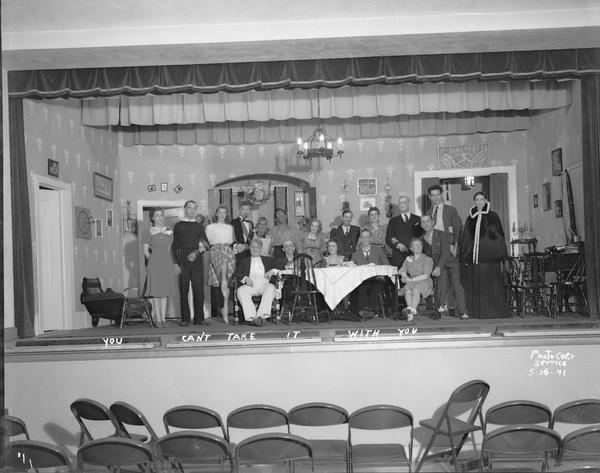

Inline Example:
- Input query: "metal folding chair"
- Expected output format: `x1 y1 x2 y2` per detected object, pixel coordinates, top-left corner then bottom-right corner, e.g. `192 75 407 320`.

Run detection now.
1 415 31 440
70 398 122 446
5 440 72 472
109 401 159 444
163 405 228 440
235 432 314 472
484 400 552 431
415 379 490 473
558 425 600 467
551 399 600 434
289 402 350 472
349 404 413 473
157 431 233 473
77 437 159 472
226 404 290 443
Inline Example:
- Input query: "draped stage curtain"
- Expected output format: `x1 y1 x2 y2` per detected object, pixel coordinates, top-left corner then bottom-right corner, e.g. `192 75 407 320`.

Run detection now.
582 76 600 319
8 49 600 99
81 80 571 126
9 98 35 338
490 173 510 248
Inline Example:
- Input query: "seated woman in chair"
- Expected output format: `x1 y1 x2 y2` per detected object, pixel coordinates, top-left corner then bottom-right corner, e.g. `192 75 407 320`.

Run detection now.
399 238 434 322
321 240 347 267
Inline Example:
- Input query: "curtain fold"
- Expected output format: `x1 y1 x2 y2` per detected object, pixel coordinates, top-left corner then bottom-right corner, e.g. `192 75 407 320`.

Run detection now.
9 49 600 99
81 80 571 126
489 173 510 248
582 76 600 319
9 98 35 338
119 110 531 146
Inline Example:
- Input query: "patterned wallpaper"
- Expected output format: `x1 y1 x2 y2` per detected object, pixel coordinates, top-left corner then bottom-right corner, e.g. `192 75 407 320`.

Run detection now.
23 98 121 328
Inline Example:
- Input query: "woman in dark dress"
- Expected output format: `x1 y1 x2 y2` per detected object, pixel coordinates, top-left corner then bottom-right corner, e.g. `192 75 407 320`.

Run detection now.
459 191 509 318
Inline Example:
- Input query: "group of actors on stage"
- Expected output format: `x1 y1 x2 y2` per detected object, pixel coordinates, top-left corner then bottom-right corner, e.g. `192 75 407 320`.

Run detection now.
142 184 508 327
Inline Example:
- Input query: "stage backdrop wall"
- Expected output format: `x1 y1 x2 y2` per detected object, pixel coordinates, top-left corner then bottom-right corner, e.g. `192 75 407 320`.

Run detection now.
23 98 122 329
526 80 584 248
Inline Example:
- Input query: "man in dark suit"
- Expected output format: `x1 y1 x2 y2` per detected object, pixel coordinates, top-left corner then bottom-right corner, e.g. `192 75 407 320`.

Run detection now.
232 200 254 261
330 210 360 260
350 228 391 318
385 196 424 267
234 238 278 326
420 214 468 319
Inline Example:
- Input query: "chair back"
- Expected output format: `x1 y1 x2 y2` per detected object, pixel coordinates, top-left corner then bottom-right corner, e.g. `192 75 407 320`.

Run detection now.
289 402 349 427
163 405 227 438
157 431 232 466
350 405 413 431
81 277 103 295
70 398 121 443
523 253 548 286
227 405 289 439
1 415 30 439
503 257 523 286
236 433 313 463
551 399 600 429
559 425 600 464
110 401 159 441
485 400 552 430
5 440 71 471
292 254 318 292
77 437 156 471
481 425 560 469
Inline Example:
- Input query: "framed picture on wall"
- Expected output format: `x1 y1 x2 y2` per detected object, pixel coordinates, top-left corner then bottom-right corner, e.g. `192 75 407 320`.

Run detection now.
358 178 377 195
551 148 563 176
533 194 538 209
359 197 377 212
542 182 552 211
47 159 59 178
294 191 305 217
106 209 114 228
95 218 103 238
93 172 113 201
555 200 563 218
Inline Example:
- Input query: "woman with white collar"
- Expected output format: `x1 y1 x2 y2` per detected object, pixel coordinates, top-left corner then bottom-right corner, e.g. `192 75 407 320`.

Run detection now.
459 191 508 318
143 208 178 327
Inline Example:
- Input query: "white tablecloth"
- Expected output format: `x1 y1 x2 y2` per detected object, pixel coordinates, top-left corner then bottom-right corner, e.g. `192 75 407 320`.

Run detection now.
313 265 398 309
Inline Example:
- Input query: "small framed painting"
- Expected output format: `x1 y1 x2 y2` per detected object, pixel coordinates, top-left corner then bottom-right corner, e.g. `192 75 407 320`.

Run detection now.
95 218 103 238
551 148 563 176
359 197 377 212
533 194 538 209
48 159 59 178
294 191 305 217
93 172 113 201
358 178 377 195
542 182 552 211
555 200 563 218
160 182 168 192
106 209 114 228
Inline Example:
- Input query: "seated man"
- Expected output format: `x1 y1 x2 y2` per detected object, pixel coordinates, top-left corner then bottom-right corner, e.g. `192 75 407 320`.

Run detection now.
234 238 278 326
350 228 391 319
419 214 469 319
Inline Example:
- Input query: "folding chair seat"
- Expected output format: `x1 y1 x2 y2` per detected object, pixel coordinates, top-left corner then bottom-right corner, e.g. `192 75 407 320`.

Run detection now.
485 400 552 431
163 405 228 439
77 437 159 472
349 404 413 473
157 431 233 472
235 432 314 472
70 398 122 446
289 402 350 471
415 379 490 473
550 399 600 434
480 425 560 471
5 440 72 472
558 425 600 468
226 404 290 443
1 415 30 440
109 401 159 444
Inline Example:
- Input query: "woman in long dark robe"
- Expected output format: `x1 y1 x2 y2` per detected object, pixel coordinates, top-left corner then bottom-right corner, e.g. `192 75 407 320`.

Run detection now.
459 191 509 318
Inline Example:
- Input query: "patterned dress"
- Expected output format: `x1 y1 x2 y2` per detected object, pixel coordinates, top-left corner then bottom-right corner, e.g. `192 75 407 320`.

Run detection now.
206 223 236 287
399 254 434 297
145 228 178 297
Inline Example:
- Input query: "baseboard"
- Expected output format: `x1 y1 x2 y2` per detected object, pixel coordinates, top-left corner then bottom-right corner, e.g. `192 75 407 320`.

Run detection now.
3 326 18 343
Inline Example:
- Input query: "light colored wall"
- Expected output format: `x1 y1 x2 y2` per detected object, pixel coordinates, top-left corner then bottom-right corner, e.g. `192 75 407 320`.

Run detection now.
5 341 599 452
23 98 122 328
525 80 583 248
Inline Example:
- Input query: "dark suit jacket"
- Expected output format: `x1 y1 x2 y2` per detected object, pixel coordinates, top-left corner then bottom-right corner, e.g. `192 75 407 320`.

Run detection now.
232 217 254 245
426 204 462 245
330 225 360 259
233 255 277 283
351 246 389 266
385 213 423 267
420 229 457 269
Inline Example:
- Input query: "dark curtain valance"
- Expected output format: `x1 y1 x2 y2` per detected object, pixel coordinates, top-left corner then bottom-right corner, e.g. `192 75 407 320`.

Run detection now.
9 48 600 99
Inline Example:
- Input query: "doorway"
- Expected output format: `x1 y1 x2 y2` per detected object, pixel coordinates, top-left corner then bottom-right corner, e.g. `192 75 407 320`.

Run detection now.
32 175 75 333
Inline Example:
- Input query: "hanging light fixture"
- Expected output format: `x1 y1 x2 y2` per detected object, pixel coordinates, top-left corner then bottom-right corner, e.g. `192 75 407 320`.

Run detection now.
296 90 343 161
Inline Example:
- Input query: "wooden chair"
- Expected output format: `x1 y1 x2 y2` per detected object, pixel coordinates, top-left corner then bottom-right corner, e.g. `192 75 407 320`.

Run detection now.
120 287 155 328
289 254 330 325
551 252 590 316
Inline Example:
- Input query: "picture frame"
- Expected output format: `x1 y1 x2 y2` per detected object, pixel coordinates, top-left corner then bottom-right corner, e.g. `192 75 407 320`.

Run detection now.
533 194 538 209
555 199 563 218
106 209 114 228
147 184 157 192
359 197 377 212
358 178 377 195
93 172 113 201
294 191 305 217
551 148 563 176
47 159 59 178
95 218 103 238
542 182 552 211
160 182 168 192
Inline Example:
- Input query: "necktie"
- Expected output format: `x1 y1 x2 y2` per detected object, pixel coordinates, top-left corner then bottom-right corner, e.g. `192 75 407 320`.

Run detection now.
364 250 370 262
403 213 408 223
242 219 249 238
432 207 438 225
344 227 348 236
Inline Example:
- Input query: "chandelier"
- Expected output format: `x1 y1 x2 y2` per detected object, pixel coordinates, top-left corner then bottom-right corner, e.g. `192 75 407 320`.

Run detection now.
296 90 343 161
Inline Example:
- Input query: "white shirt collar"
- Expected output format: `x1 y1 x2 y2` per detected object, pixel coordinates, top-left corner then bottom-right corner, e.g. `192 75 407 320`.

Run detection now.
181 218 196 222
